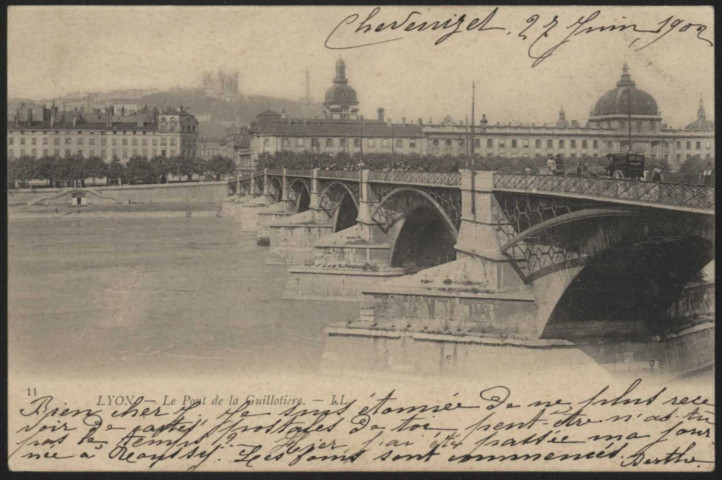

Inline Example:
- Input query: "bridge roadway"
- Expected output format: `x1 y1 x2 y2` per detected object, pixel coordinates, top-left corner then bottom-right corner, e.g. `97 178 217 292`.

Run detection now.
230 168 715 377
237 169 715 215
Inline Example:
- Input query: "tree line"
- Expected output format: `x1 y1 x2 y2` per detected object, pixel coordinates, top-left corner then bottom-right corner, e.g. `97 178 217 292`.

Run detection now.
257 151 621 174
8 154 237 188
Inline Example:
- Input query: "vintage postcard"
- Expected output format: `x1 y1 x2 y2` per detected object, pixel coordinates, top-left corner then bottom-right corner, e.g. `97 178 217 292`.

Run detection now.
6 4 715 473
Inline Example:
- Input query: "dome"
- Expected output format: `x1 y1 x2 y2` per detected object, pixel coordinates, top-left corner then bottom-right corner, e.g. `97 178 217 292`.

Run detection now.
591 64 659 117
324 83 358 106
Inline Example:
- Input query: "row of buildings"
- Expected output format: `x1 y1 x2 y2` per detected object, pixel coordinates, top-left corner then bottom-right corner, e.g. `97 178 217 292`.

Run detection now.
7 59 715 173
248 59 714 171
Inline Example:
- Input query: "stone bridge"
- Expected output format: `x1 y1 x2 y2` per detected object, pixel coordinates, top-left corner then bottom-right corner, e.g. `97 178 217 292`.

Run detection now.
226 169 715 377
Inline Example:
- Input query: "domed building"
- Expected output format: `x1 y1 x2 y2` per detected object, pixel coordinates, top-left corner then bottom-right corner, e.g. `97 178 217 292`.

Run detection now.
686 97 714 131
587 63 662 135
323 58 359 120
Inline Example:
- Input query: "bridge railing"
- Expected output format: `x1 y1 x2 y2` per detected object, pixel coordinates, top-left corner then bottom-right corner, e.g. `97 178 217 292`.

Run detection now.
266 168 283 175
317 170 361 181
285 169 312 177
368 171 461 187
493 174 715 211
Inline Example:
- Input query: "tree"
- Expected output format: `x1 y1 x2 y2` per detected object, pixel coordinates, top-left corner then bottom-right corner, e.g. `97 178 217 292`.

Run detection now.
150 156 171 183
205 155 236 180
678 155 705 184
107 157 125 185
170 156 201 182
81 156 107 186
126 156 152 184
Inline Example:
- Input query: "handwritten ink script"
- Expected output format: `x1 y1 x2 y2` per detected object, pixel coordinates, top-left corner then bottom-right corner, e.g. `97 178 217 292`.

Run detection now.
325 7 713 67
8 379 714 471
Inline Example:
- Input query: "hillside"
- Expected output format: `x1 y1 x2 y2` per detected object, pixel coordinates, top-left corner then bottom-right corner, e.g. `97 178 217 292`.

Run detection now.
140 89 325 124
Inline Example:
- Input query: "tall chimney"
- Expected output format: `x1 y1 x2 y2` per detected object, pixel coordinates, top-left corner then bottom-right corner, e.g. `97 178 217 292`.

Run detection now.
28 108 34 123
377 108 385 122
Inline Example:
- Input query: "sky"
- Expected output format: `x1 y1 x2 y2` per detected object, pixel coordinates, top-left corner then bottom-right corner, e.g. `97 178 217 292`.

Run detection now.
8 5 715 129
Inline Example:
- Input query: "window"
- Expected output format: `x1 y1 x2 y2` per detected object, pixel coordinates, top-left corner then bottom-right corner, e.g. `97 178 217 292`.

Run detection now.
312 138 320 148
696 141 701 150
326 138 334 147
8 138 13 145
89 138 95 146
498 139 505 148
296 138 304 147
77 138 83 145
433 139 439 146
686 141 691 149
20 138 25 145
547 139 553 149
43 149 48 156
161 138 167 146
54 149 60 156
487 139 493 148
281 138 290 149
132 138 138 146
55 138 60 145
558 139 565 148
31 138 37 145
458 139 465 147
152 138 158 146
444 139 452 147
32 148 37 157
9 149 14 158
608 141 613 148
382 139 390 147
523 139 529 148
676 141 681 149
122 138 128 146
511 139 517 148
636 121 642 130
340 138 347 147
65 149 71 157
592 140 598 149
368 139 375 147
409 140 416 148
535 139 541 148
570 139 576 148
65 138 71 145
395 138 403 148
142 138 147 146
581 140 587 149
474 139 480 148
43 137 48 145
353 138 361 147
706 141 712 149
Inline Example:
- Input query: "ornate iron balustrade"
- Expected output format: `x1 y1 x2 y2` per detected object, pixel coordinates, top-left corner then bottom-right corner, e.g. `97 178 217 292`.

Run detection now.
493 174 715 211
285 169 312 177
317 170 361 181
368 171 461 187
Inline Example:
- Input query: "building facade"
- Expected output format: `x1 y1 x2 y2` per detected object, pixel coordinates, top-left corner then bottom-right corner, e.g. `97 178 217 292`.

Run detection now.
7 104 199 162
202 69 239 100
246 60 713 170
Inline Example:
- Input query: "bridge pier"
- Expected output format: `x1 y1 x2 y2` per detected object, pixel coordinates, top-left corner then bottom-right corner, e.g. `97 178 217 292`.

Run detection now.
283 170 406 301
322 170 715 377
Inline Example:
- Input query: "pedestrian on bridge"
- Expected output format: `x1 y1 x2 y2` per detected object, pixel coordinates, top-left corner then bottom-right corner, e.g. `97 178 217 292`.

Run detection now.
702 162 714 186
652 164 663 182
546 156 557 175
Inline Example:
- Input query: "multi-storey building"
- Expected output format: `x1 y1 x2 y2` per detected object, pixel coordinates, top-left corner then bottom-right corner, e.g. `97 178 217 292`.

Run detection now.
247 60 713 170
7 104 198 162
202 69 239 100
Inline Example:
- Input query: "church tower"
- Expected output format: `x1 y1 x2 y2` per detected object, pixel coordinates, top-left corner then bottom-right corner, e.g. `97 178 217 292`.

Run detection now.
323 58 359 120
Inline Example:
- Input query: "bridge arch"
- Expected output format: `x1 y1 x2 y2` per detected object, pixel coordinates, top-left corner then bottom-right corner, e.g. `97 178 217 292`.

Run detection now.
371 188 458 270
319 181 359 232
288 178 311 213
543 233 714 340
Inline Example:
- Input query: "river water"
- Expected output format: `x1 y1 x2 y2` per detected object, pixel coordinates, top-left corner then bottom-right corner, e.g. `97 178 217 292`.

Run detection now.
8 216 359 378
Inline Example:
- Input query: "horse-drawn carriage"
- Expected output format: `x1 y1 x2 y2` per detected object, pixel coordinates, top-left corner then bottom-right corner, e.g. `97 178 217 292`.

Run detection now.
606 152 645 180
